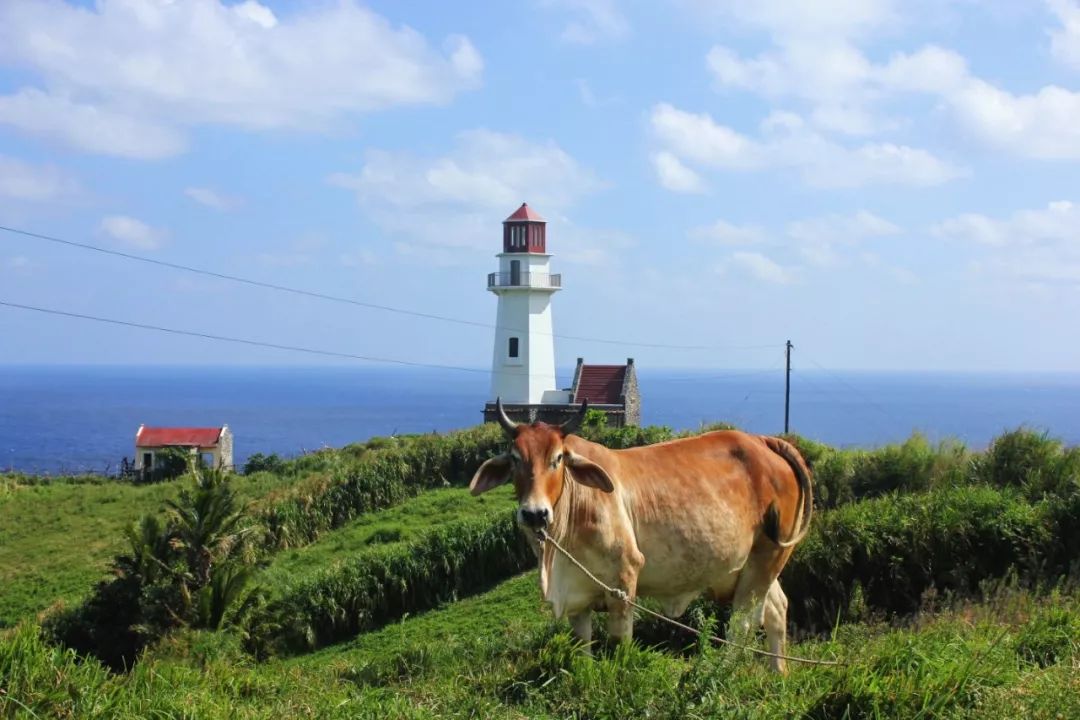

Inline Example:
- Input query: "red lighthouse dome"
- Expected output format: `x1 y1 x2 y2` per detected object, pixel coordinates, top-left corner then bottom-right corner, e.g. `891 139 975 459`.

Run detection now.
502 202 546 253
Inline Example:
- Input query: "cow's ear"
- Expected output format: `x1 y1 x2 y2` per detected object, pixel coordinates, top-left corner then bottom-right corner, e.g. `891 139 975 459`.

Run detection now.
567 453 615 493
469 454 513 495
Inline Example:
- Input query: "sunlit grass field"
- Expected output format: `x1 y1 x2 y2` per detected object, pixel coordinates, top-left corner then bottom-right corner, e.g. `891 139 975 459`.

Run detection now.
2 423 1078 718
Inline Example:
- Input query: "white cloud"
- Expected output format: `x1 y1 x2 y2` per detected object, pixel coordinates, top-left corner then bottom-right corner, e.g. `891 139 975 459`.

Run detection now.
650 103 963 188
728 251 793 284
0 154 79 201
880 45 1080 159
948 79 1080 160
701 5 1080 161
541 0 630 44
697 0 900 136
787 210 901 266
557 225 635 267
0 90 186 160
0 1 482 159
688 0 897 40
651 152 707 193
936 200 1080 286
1048 0 1080 71
340 250 378 267
331 130 602 214
651 103 762 169
98 215 166 251
184 187 241 211
690 219 765 245
330 129 604 257
934 200 1079 247
575 78 618 108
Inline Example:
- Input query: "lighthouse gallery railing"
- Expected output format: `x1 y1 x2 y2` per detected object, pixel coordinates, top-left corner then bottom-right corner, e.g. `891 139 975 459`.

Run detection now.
487 272 562 289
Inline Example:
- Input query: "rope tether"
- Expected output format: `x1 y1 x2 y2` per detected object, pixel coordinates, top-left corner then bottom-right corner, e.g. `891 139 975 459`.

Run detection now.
537 528 841 667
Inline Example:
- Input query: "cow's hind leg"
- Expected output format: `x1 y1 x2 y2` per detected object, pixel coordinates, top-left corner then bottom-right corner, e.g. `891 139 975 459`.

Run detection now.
763 580 789 674
728 558 785 671
570 610 593 653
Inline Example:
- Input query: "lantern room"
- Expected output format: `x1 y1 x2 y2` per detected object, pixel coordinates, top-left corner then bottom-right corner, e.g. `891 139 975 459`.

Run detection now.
502 202 547 253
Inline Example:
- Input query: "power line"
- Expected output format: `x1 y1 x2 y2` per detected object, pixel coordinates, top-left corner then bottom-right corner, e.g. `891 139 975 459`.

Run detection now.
0 223 779 353
645 367 786 383
0 299 532 378
800 356 897 421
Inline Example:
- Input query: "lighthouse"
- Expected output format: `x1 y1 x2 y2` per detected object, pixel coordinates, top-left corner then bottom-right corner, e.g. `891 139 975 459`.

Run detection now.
485 203 564 415
482 203 641 426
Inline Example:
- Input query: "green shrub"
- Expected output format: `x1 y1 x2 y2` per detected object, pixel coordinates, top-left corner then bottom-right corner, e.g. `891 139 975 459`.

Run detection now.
849 434 966 498
808 448 858 509
243 452 287 476
976 428 1080 498
778 485 1063 633
45 468 258 670
249 510 532 655
577 417 673 449
256 425 507 549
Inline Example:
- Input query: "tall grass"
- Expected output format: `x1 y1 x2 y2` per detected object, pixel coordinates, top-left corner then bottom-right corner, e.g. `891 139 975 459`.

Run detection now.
254 425 508 549
250 509 533 655
14 421 1080 678
5 582 1078 719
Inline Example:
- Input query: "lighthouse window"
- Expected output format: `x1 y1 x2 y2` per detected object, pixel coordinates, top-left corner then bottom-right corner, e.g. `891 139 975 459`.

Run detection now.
508 337 519 358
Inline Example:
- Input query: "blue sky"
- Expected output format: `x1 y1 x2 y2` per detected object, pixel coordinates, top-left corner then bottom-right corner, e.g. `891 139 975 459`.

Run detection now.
1 0 1079 373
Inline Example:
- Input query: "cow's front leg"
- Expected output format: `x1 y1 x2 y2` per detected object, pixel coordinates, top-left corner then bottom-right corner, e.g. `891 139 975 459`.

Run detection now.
569 610 593 653
605 552 643 645
605 596 634 644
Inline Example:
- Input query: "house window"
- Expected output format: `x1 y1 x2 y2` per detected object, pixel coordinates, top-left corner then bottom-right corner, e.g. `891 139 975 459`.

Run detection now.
509 337 519 358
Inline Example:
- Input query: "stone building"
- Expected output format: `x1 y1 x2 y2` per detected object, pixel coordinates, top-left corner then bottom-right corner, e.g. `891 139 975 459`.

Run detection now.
569 357 640 427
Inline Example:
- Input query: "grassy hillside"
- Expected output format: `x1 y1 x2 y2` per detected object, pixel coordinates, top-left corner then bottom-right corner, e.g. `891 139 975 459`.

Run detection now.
0 479 182 627
259 485 516 590
0 471 303 627
4 573 1078 719
2 423 1078 718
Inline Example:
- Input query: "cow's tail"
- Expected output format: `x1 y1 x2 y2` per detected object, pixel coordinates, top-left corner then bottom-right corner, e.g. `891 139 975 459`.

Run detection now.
761 436 813 548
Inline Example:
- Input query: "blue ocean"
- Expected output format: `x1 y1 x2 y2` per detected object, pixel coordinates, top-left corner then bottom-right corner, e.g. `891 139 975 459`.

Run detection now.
2 365 1079 474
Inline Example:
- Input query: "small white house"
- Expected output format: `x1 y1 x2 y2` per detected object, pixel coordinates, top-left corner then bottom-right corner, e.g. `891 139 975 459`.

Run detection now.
134 424 234 472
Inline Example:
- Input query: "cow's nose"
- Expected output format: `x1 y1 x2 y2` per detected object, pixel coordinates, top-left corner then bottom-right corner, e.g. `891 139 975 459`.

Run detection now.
521 507 550 528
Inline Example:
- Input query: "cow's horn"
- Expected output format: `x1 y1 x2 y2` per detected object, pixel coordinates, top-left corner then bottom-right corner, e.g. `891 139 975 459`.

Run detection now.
561 399 589 435
494 397 518 436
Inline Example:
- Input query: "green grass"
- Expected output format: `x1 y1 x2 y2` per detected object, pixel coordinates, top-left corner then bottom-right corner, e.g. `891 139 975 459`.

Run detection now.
258 485 517 592
0 471 300 627
4 574 1078 719
5 423 1079 718
0 480 180 627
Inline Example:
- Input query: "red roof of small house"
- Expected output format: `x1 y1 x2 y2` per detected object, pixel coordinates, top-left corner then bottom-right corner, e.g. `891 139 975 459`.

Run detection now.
575 365 627 405
505 202 545 223
137 426 222 448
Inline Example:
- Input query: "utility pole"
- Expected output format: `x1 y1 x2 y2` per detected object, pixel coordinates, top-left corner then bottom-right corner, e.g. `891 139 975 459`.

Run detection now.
784 339 793 434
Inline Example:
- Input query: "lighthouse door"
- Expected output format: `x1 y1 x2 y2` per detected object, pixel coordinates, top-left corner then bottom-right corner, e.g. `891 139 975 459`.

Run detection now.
510 259 521 286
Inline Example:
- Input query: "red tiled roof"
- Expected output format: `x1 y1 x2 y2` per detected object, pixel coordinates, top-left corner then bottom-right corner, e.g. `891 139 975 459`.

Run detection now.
137 426 222 447
505 202 544 222
575 365 627 405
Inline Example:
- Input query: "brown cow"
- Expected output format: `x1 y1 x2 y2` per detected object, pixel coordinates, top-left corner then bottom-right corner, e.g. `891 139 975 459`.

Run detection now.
470 399 813 672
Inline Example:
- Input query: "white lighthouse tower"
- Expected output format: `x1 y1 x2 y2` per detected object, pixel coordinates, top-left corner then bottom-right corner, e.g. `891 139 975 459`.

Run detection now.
484 203 567 420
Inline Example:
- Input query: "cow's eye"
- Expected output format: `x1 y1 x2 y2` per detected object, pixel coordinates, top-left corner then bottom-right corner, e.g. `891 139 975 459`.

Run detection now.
552 453 563 468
